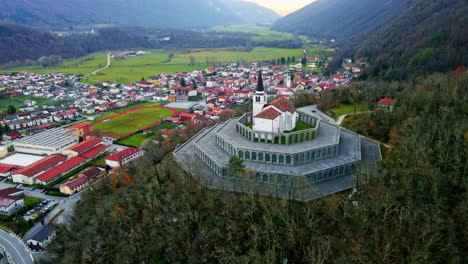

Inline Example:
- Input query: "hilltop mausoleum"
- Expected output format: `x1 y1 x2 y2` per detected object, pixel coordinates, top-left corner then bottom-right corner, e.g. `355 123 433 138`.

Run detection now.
175 72 381 200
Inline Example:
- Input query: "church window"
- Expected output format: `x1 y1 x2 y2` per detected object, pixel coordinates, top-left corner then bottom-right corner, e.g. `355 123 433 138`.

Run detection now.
258 152 263 161
286 156 291 164
300 154 305 163
328 147 332 156
245 151 250 160
279 155 284 164
256 173 261 182
311 151 315 160
265 153 270 162
256 96 260 102
262 174 268 182
238 151 244 159
252 152 257 160
272 154 277 163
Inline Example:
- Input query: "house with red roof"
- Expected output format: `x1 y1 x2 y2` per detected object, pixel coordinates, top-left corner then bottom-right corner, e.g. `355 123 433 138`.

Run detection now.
59 167 105 195
105 148 142 168
59 176 89 195
179 113 197 123
377 97 396 112
0 188 24 215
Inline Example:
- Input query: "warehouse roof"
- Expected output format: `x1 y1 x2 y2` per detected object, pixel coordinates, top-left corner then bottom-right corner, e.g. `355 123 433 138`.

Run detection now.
15 128 78 148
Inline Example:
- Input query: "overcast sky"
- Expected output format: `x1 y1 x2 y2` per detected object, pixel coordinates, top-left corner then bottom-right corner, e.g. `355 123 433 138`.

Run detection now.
244 0 316 16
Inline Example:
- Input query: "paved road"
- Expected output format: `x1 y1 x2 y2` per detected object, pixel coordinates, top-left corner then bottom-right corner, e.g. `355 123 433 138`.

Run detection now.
0 229 33 264
297 105 336 124
82 52 112 78
336 111 372 125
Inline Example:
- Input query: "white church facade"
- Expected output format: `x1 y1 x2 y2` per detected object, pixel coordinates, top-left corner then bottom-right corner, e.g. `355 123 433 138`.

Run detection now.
252 71 297 133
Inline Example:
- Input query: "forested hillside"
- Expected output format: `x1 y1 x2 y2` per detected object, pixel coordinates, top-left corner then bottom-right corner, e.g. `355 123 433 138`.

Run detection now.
47 72 468 263
0 0 279 29
354 0 468 79
272 0 407 40
0 24 155 65
0 24 302 65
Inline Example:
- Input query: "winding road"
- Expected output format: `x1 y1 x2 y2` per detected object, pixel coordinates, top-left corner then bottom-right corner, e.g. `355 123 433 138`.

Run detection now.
0 229 33 264
82 52 112 78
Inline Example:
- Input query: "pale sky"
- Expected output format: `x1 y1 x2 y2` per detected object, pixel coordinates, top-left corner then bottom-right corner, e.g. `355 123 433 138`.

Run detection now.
244 0 316 16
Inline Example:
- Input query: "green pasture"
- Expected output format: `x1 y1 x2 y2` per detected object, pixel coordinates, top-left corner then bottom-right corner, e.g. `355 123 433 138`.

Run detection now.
90 107 173 136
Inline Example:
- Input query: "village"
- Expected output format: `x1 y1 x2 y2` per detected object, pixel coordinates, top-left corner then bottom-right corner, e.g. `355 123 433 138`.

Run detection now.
0 57 376 256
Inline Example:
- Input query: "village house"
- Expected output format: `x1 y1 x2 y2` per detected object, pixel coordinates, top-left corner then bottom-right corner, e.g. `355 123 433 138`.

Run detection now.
0 188 24 215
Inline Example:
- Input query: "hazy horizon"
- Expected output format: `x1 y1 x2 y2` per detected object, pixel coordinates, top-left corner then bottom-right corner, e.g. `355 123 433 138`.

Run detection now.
244 0 316 15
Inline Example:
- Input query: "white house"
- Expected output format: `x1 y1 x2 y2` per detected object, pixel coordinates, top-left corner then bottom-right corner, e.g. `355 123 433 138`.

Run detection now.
105 148 143 168
0 188 24 215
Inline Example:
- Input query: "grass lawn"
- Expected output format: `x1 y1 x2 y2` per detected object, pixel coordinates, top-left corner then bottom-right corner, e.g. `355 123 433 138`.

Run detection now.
286 121 314 132
330 104 366 118
24 196 43 207
115 133 152 147
91 107 173 135
115 122 176 147
0 95 57 112
94 102 161 122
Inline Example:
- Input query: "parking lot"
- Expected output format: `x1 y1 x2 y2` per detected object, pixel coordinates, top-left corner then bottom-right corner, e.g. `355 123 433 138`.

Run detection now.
23 199 58 221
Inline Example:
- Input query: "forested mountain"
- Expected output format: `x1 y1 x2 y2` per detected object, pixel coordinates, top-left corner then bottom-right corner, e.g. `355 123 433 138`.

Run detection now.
354 0 468 79
0 0 279 29
272 0 407 40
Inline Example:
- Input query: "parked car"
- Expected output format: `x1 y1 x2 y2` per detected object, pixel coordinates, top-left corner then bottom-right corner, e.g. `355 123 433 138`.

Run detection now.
30 187 36 191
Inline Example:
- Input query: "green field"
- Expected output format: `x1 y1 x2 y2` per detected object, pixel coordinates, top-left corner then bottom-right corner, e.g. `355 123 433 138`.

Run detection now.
115 122 176 147
2 47 305 84
211 24 298 41
0 95 57 112
330 104 366 118
91 107 174 136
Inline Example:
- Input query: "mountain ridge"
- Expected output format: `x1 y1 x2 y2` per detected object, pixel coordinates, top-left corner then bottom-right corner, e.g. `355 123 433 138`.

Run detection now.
0 0 280 29
272 0 408 40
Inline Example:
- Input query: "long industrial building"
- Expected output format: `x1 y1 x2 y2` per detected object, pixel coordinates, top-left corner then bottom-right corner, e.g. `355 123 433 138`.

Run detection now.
14 128 79 155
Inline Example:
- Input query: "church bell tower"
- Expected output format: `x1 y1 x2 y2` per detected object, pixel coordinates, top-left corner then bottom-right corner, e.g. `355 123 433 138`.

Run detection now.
252 70 267 118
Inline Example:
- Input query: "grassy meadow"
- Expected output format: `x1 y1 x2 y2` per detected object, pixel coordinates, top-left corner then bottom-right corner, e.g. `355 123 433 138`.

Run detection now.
90 107 173 136
2 47 305 84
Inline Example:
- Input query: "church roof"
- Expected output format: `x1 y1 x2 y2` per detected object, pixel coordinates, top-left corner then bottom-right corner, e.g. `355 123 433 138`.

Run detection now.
269 97 296 114
256 71 264 92
255 107 281 120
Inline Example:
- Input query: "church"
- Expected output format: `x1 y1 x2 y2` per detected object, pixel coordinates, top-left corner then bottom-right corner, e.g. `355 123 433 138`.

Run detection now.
252 71 297 133
174 71 382 201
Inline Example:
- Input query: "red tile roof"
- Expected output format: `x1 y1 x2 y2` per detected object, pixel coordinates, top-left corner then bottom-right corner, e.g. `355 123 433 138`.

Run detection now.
80 167 104 178
67 138 102 154
0 164 19 174
36 156 86 183
80 144 108 159
14 155 67 177
378 97 396 105
0 188 22 207
269 96 296 114
0 188 22 197
255 107 282 120
106 148 141 162
65 176 89 189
